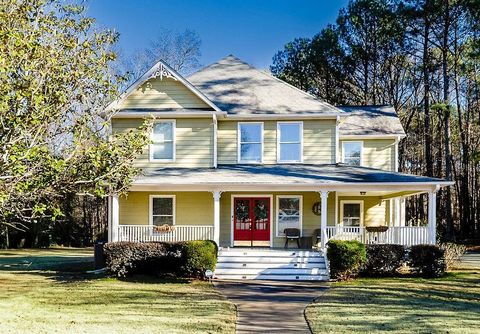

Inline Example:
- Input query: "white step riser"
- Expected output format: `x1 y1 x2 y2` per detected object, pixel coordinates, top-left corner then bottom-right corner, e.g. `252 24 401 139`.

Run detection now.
217 256 324 264
215 268 328 275
214 274 329 281
216 262 326 269
218 250 322 258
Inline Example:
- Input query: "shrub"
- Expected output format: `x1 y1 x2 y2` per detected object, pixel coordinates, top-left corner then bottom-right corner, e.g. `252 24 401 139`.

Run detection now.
439 243 467 270
104 240 217 278
179 240 218 279
327 240 366 280
362 244 405 276
104 242 181 277
409 244 446 277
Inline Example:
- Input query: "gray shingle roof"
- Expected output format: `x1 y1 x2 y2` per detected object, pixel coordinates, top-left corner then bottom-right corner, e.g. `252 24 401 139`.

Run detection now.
134 164 448 186
187 55 343 116
338 105 405 137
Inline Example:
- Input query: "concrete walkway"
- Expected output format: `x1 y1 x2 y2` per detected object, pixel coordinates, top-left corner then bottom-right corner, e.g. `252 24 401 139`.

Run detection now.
214 280 328 334
460 251 480 269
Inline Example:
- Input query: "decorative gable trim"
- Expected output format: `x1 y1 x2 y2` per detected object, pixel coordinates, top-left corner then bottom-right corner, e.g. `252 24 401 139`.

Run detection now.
106 60 222 112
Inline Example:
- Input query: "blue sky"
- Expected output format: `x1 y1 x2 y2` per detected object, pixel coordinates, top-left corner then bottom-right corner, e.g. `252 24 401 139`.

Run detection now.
86 0 348 69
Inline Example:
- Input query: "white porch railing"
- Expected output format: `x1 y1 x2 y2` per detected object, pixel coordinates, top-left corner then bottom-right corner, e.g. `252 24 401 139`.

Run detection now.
118 225 214 243
325 226 431 246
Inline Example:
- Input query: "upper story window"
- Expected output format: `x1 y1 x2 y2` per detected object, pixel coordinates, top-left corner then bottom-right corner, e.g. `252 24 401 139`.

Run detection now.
342 141 362 166
150 120 175 162
277 122 303 163
238 123 263 163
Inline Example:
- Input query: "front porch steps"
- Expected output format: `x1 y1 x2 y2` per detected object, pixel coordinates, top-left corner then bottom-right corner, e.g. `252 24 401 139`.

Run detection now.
214 248 329 281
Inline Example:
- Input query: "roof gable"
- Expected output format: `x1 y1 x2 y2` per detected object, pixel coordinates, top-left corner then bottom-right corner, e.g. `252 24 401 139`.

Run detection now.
107 60 220 112
187 55 343 116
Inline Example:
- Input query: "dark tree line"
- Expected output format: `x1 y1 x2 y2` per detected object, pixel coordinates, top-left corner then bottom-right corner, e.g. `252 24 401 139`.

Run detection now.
271 0 480 241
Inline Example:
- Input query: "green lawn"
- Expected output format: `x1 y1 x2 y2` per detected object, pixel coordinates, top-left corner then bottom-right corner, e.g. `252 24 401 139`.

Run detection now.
306 271 480 334
0 248 235 334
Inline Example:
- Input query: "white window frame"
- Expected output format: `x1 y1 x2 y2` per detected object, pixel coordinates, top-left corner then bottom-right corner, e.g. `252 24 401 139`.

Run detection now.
341 141 363 166
149 195 176 226
149 120 176 162
277 121 303 163
276 195 303 237
339 200 364 227
237 122 264 163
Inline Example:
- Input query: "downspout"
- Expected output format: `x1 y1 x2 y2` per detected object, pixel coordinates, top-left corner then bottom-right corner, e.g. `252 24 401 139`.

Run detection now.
213 113 218 168
394 135 400 172
335 115 340 163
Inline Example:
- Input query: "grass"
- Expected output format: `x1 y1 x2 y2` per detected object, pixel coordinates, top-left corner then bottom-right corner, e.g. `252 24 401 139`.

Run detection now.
306 271 480 334
0 247 235 334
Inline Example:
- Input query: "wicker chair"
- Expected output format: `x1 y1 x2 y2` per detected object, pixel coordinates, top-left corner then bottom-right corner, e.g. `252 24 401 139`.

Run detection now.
284 228 301 248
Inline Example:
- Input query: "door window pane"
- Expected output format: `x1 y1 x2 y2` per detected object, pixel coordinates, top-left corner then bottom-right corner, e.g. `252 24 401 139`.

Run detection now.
277 197 301 236
239 123 262 162
278 123 302 162
343 203 361 226
343 142 362 166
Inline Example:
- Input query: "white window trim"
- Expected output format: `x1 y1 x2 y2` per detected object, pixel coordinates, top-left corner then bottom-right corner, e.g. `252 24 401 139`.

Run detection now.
341 141 363 166
149 195 176 226
277 121 303 163
237 122 264 164
339 200 364 227
276 195 303 237
149 120 176 162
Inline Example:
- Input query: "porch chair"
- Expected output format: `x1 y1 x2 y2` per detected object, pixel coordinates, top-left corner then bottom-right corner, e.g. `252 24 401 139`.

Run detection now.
284 228 301 248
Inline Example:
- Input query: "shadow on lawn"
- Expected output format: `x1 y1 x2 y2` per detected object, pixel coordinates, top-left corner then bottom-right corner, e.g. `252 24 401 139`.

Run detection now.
308 274 480 333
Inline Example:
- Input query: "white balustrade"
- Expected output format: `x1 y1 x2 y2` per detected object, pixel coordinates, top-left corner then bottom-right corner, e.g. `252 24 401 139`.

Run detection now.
117 225 214 243
324 226 431 246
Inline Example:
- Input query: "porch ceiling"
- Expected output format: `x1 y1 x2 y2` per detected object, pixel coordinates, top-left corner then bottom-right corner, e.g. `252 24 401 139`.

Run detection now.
131 164 452 192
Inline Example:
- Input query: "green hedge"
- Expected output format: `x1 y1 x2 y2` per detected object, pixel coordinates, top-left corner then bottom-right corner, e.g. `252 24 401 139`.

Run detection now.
327 240 366 280
409 244 446 277
362 244 406 276
104 240 217 279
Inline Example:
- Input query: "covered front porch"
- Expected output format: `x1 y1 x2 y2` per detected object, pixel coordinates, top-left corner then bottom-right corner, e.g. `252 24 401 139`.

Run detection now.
108 164 452 249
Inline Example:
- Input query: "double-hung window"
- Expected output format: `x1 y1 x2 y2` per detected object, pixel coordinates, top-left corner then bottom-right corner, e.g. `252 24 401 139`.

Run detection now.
277 122 303 163
340 200 363 227
150 121 175 161
150 195 175 226
276 196 302 236
238 123 263 163
342 141 362 166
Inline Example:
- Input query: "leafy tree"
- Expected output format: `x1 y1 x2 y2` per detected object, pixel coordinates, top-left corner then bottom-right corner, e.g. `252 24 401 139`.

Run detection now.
0 0 151 239
118 29 202 86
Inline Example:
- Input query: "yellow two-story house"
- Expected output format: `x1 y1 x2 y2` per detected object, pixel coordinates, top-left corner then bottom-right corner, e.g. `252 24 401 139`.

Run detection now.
107 55 451 253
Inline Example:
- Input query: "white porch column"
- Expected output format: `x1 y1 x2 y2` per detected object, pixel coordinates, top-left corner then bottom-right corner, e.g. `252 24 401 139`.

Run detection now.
428 190 437 245
212 191 222 246
394 198 401 227
110 195 119 242
319 190 329 250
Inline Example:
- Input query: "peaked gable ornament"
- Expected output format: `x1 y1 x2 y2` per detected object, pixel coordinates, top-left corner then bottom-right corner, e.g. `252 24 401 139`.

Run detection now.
148 63 177 81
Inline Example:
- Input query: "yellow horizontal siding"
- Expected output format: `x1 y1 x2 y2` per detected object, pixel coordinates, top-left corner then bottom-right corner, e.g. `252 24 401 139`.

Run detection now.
217 120 336 164
337 196 387 227
120 77 210 109
340 139 395 171
119 192 213 226
112 118 213 168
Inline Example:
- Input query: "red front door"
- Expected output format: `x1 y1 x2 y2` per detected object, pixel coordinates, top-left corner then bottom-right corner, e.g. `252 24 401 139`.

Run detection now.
234 197 270 244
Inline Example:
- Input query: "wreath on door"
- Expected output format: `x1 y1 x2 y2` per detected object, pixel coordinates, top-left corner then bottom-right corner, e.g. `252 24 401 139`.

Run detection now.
254 202 268 221
235 201 250 221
